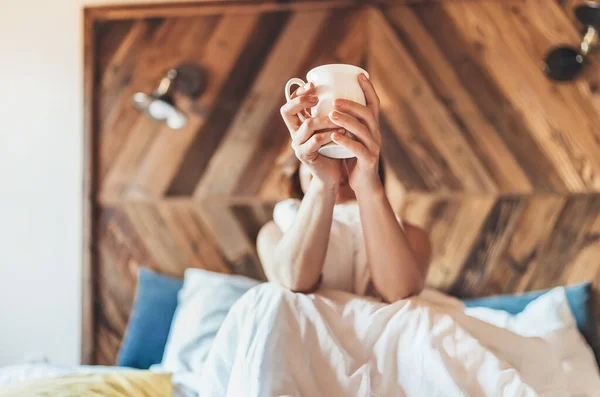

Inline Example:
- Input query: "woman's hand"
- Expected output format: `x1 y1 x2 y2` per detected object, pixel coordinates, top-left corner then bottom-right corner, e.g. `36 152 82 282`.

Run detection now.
329 74 382 194
280 83 345 188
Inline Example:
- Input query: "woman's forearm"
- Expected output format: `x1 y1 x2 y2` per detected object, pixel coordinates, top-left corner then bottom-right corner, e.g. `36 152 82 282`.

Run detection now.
274 179 337 292
355 182 425 302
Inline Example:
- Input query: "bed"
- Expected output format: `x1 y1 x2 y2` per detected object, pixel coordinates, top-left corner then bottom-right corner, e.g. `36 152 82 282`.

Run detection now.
1 275 599 396
5 0 600 395
83 0 600 368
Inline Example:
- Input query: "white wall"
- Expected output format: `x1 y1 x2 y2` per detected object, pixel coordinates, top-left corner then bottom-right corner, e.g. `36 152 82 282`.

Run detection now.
0 0 218 367
0 0 85 365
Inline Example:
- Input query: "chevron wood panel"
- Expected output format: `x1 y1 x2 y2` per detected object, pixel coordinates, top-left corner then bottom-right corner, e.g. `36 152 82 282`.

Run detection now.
87 0 600 364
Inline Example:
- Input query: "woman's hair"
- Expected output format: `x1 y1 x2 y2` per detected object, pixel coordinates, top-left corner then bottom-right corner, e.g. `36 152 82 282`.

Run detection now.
283 157 386 199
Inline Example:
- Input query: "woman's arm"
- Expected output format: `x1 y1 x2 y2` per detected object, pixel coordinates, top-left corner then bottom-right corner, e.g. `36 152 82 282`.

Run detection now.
355 182 431 302
257 179 338 292
258 81 344 292
328 74 431 302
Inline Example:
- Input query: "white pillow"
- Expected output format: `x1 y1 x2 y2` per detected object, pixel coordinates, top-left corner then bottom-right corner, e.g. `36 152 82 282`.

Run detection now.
466 288 600 396
156 269 260 375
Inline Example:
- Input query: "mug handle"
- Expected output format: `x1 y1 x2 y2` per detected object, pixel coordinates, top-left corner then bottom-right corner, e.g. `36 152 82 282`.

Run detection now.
284 78 308 122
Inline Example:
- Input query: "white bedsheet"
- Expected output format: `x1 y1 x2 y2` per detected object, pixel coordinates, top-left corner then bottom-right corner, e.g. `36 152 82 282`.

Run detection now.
196 283 597 397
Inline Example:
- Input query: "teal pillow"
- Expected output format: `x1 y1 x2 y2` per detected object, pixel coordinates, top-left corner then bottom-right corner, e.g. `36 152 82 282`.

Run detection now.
117 269 183 369
464 282 600 367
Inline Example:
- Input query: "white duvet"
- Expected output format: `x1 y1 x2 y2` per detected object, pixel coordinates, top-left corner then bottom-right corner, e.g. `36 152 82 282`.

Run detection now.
197 283 600 397
2 284 599 397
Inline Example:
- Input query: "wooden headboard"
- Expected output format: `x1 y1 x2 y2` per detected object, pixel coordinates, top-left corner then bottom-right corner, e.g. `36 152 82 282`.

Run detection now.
83 0 600 365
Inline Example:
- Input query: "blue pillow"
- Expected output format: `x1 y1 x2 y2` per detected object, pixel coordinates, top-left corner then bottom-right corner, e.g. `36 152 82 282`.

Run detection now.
117 268 183 369
464 281 600 367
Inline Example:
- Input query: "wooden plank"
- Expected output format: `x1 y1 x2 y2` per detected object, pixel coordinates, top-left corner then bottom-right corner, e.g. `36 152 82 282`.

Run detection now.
379 112 431 193
383 5 532 194
230 202 276 248
126 13 261 198
194 201 252 263
120 203 191 270
526 195 600 289
156 202 231 274
399 194 496 291
486 196 566 294
562 204 600 285
81 7 96 366
95 20 135 80
98 207 157 269
99 120 162 201
368 8 497 194
555 0 588 25
255 144 298 201
231 113 291 197
449 197 524 297
369 57 463 193
87 0 434 21
97 20 161 126
98 18 203 186
166 11 291 196
195 201 266 279
414 3 569 193
517 1 600 181
97 18 165 181
99 17 220 199
95 207 151 365
441 1 600 191
428 197 497 291
334 8 368 66
95 326 122 365
298 8 367 70
193 10 330 199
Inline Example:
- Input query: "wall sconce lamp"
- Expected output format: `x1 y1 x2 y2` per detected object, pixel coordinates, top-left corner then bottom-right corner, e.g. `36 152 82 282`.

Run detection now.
543 1 600 82
132 62 207 129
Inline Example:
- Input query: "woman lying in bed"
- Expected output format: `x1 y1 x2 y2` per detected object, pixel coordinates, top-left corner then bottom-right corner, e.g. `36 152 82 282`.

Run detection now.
257 73 431 302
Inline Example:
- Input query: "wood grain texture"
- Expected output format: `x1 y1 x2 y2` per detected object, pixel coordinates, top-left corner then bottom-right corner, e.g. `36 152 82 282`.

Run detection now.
86 0 469 21
81 7 97 366
85 0 600 364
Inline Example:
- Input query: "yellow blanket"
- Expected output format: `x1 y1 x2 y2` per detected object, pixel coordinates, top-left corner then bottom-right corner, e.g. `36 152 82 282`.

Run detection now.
0 371 171 397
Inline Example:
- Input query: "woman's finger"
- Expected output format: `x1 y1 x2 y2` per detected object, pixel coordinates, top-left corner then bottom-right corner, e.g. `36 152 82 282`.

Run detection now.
329 110 377 152
280 95 319 132
283 83 316 130
331 132 375 164
290 82 315 99
296 130 341 160
358 74 380 116
333 98 378 138
294 116 339 145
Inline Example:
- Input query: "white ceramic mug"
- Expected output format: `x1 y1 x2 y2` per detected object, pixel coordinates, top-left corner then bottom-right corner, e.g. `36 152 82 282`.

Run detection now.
284 64 369 159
